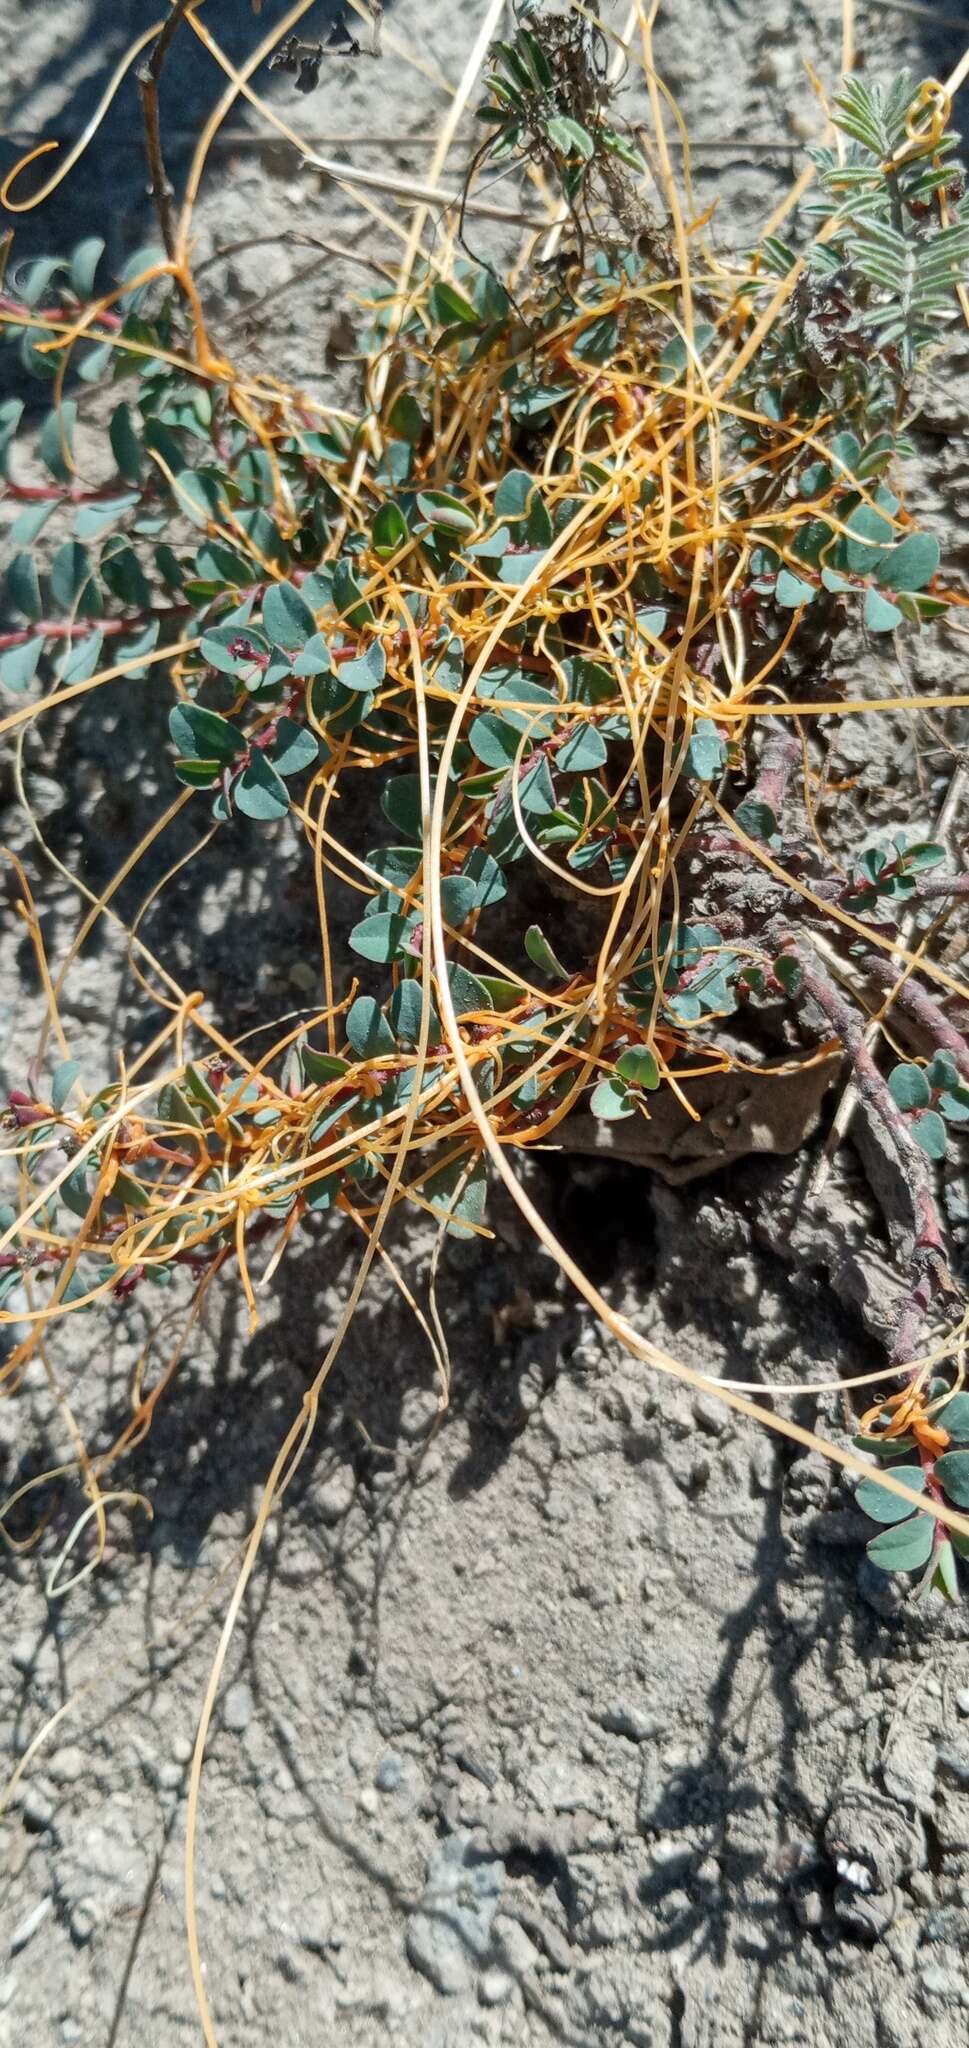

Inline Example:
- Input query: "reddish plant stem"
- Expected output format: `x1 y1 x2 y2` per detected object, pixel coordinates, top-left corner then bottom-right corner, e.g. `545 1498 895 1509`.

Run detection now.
747 727 800 820
788 944 947 1260
5 479 144 505
796 948 961 1560
910 874 969 900
0 295 122 330
0 607 191 653
863 955 969 1084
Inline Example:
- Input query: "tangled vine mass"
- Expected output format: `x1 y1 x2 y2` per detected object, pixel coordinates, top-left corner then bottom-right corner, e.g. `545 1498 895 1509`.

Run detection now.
4 2 969 1621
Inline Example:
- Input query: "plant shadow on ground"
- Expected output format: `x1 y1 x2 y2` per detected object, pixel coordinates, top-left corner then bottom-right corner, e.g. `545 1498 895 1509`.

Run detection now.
0 2 398 261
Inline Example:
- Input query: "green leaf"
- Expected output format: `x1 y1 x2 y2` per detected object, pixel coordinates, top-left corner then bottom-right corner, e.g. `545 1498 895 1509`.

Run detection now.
879 531 939 593
525 925 569 980
173 467 224 528
517 25 553 88
546 114 595 161
926 1049 960 1092
888 1063 930 1110
97 537 149 609
182 1064 224 1117
864 585 903 633
685 718 725 780
601 125 647 173
169 702 243 763
937 1394 969 1443
341 640 386 692
17 256 65 307
50 1059 82 1111
372 502 409 557
11 500 57 546
469 712 524 770
440 875 477 927
735 799 778 842
390 979 438 1046
446 963 492 1017
50 541 99 615
591 1075 635 1120
563 656 615 704
381 774 423 839
912 1108 947 1160
200 624 267 677
346 996 396 1059
773 956 804 997
556 725 608 774
657 325 716 386
429 280 481 328
174 757 218 787
616 1046 660 1091
935 1448 969 1509
498 547 547 586
104 402 139 487
775 568 816 608
494 471 534 520
905 841 946 873
0 635 45 693
61 1161 95 1219
461 848 506 910
932 1539 960 1602
293 633 332 677
272 718 318 778
195 540 254 587
6 551 42 621
423 1151 488 1238
301 1045 349 1084
866 1513 936 1572
157 1082 204 1133
856 1465 926 1524
417 489 477 535
845 502 895 574
333 558 374 628
263 580 317 648
349 911 419 964
940 1087 969 1124
0 396 24 478
305 1171 342 1212
69 236 105 299
388 393 424 442
235 752 290 821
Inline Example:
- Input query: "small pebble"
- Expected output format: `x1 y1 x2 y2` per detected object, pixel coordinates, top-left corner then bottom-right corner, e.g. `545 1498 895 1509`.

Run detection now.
359 1788 379 1816
955 1689 969 1719
936 1744 969 1788
478 1967 513 2007
375 1754 403 1793
598 1705 659 1743
21 1791 53 1832
920 1962 967 2003
317 1467 355 1525
222 1682 254 1735
10 1897 51 1954
48 1748 85 1787
299 1901 332 1955
68 1902 96 1946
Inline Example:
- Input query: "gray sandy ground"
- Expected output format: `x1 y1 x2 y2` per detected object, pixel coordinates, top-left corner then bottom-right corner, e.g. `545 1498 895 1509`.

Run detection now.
2 3 969 2045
